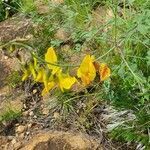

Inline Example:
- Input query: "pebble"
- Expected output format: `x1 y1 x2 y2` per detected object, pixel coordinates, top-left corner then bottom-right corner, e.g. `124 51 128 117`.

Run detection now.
27 123 32 128
22 111 29 117
4 56 9 59
53 112 60 119
23 104 27 109
33 115 37 119
11 139 16 145
33 89 37 94
19 133 25 139
29 111 34 116
16 125 26 134
42 108 49 115
26 131 30 136
14 142 22 149
7 136 14 140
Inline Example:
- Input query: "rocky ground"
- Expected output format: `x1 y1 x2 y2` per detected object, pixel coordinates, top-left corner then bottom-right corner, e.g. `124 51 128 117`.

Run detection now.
0 15 101 149
0 49 102 150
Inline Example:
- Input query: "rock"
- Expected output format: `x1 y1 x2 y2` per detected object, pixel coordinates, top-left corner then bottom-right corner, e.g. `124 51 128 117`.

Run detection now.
22 111 29 117
16 125 26 134
20 131 100 150
19 133 25 139
91 6 113 31
27 123 33 129
13 141 22 149
53 112 60 119
33 115 37 119
29 111 34 117
26 131 30 136
35 0 49 14
0 136 9 147
11 138 17 145
32 89 38 94
4 56 9 60
0 14 32 42
54 28 70 42
42 108 49 115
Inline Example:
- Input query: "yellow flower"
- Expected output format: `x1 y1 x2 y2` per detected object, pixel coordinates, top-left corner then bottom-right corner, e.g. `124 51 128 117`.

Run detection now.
99 63 111 81
77 55 96 85
45 47 60 75
22 68 30 81
57 71 76 92
35 68 45 82
42 81 55 96
41 70 55 96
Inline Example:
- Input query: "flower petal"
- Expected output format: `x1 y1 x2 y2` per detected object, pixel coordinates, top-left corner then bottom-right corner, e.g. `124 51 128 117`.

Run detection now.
35 68 44 82
42 81 55 96
77 55 96 85
57 71 76 92
45 47 60 74
99 63 111 81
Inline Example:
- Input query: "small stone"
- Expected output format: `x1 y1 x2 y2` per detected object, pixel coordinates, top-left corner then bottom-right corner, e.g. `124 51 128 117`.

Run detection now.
4 56 8 59
27 123 32 128
14 142 22 149
53 112 60 119
23 104 27 109
7 136 14 140
16 125 26 133
33 115 37 119
33 89 37 94
54 28 70 42
15 123 19 127
29 111 34 116
19 133 25 139
26 131 30 136
41 104 44 108
22 111 29 117
11 139 16 145
42 108 49 115
3 143 9 150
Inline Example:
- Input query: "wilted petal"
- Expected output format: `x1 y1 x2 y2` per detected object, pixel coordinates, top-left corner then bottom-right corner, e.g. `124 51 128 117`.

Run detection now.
99 63 111 81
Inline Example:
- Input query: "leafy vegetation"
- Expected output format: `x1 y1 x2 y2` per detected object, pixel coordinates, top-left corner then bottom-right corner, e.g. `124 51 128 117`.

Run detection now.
0 0 150 149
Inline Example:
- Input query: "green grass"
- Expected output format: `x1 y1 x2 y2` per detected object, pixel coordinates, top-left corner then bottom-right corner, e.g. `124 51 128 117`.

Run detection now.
6 71 22 88
0 109 21 123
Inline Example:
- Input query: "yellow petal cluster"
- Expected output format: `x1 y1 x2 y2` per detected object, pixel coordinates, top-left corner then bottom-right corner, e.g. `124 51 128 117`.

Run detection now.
57 71 77 92
22 47 111 96
77 55 96 85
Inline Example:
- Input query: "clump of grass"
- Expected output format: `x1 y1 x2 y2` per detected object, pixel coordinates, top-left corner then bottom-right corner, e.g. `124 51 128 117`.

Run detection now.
7 71 22 88
0 109 21 123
